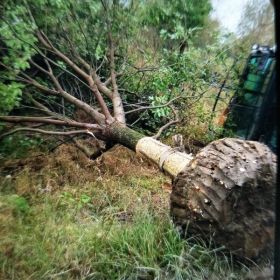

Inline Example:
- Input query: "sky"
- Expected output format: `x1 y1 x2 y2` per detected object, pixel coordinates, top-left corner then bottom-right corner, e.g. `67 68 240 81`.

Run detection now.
211 0 249 34
211 0 272 34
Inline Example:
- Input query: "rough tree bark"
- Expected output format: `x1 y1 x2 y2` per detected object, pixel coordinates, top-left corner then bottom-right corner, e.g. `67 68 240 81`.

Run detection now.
170 138 276 259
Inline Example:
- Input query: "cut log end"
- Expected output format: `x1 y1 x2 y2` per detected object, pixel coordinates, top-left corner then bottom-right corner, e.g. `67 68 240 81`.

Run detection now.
170 138 277 260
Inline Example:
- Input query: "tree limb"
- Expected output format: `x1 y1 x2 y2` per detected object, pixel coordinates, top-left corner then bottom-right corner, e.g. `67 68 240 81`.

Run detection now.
75 55 113 98
37 31 89 81
153 106 180 140
0 128 95 139
26 93 60 117
125 97 181 115
37 31 113 122
87 76 113 122
103 71 124 86
0 116 102 130
15 58 106 124
153 120 179 140
107 32 126 123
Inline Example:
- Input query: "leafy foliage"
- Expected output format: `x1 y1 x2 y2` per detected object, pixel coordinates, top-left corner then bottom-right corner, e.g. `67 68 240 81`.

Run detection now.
0 83 23 114
0 0 215 121
141 0 212 48
0 134 44 159
0 0 253 146
0 3 39 113
4 194 30 215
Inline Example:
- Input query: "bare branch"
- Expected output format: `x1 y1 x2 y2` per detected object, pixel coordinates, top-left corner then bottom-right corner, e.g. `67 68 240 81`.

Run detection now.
26 93 55 115
26 93 76 122
87 76 114 121
108 32 126 123
18 68 60 95
95 56 107 72
0 116 102 130
125 97 181 115
109 32 119 97
153 120 179 140
22 58 106 124
104 76 112 87
76 55 113 98
0 127 95 139
37 31 113 121
75 55 91 71
37 31 89 81
0 61 57 95
29 59 50 76
153 106 180 140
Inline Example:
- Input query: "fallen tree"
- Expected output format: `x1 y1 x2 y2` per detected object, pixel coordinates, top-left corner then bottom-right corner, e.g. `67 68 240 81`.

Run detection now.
0 2 276 260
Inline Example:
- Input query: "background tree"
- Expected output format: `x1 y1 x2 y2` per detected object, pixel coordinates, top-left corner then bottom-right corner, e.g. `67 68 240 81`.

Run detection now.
237 0 275 50
140 0 212 51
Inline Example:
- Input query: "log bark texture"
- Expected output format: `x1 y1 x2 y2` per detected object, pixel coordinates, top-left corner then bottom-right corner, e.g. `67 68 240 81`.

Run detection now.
136 137 193 177
170 138 276 259
105 122 192 177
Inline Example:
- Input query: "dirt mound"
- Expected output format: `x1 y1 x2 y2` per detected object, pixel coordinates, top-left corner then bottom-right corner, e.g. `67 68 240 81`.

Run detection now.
97 144 158 176
0 143 159 195
0 153 48 175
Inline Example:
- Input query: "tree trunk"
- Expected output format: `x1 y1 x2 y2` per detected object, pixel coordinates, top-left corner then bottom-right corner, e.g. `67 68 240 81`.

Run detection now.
105 122 193 177
106 123 276 260
170 138 276 260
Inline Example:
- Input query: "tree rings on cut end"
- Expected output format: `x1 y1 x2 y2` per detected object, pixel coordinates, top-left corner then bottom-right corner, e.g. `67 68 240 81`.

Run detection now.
170 138 276 260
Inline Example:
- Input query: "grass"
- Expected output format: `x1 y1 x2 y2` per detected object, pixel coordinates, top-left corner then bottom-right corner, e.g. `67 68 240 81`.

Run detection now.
0 145 250 279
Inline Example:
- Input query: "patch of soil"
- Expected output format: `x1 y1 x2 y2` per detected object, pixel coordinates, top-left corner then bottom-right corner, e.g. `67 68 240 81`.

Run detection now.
0 143 161 195
96 144 159 176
